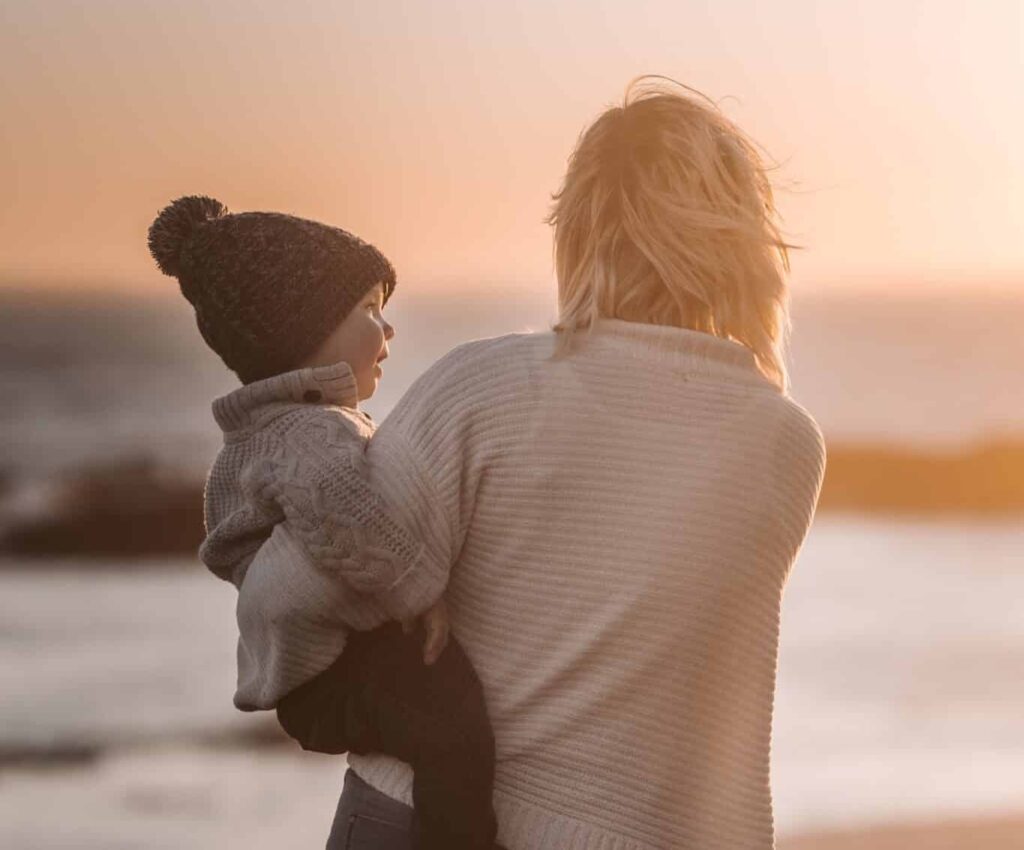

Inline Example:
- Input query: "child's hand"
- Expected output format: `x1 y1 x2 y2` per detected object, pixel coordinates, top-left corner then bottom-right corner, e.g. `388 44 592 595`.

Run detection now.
401 597 449 665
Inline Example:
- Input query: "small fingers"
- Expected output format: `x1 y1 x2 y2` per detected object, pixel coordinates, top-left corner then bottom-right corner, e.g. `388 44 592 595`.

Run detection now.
423 628 441 665
423 616 449 666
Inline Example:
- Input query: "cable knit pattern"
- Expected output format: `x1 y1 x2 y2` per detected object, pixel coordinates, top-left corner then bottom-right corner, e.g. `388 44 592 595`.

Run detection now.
200 361 445 710
262 414 425 593
347 320 826 850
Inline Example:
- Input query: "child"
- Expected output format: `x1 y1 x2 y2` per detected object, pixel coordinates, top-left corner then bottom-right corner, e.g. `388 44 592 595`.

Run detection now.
148 195 500 850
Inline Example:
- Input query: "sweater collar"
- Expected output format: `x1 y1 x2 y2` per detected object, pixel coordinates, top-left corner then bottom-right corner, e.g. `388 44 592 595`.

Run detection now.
587 318 772 386
212 360 360 432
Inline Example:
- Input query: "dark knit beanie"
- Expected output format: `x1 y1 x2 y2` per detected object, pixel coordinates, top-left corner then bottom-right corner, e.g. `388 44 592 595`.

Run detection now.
147 195 396 384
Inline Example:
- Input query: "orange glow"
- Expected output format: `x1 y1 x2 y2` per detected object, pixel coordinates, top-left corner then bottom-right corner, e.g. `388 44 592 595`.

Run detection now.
1 2 1021 295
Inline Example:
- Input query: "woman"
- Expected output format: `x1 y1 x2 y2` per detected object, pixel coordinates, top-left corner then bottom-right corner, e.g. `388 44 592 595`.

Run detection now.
333 78 826 850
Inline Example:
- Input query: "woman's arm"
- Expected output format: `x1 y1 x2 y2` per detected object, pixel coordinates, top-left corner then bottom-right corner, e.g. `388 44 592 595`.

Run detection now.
242 408 451 626
363 341 490 596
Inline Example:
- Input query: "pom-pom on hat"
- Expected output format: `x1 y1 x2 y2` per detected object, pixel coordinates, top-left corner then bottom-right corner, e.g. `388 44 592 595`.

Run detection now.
147 195 396 384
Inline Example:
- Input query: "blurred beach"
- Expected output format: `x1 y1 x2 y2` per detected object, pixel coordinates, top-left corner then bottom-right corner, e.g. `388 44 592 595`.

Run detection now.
2 286 1023 848
3 517 1022 848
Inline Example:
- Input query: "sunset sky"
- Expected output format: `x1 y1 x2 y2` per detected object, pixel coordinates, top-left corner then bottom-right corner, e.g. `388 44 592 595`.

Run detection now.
1 1 1021 296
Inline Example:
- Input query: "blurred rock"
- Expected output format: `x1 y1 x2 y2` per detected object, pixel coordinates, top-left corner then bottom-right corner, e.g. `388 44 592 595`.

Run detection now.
1 438 1020 560
0 456 205 558
0 718 289 768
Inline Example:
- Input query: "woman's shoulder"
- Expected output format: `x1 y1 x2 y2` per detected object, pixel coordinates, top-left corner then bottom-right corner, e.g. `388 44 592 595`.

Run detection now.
763 393 828 500
437 329 552 370
382 331 549 436
409 330 549 395
775 394 826 460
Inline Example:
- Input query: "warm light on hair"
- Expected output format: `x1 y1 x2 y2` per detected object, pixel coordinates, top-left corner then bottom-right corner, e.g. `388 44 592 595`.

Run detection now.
547 76 794 390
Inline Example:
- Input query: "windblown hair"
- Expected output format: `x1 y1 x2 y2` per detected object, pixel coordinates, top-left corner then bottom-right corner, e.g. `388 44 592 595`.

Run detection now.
547 77 794 389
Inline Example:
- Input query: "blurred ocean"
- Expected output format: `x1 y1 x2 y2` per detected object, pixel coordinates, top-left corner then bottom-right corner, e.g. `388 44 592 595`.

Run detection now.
1 286 1023 848
3 286 1024 482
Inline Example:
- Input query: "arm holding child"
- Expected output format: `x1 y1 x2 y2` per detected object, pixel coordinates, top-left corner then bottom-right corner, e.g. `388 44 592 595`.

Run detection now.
237 408 453 663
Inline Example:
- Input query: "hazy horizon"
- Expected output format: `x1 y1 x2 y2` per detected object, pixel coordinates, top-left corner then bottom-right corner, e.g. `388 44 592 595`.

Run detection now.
3 1 1022 296
2 271 1023 303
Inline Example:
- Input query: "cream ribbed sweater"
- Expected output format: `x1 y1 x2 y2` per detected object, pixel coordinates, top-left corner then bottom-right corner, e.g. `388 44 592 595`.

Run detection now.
347 319 826 850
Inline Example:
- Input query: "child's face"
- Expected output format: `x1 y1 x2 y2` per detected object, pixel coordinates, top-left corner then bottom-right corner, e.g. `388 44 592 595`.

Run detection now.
299 282 394 401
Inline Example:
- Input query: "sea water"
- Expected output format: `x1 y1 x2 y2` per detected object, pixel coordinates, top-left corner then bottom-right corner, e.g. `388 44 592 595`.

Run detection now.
2 517 1023 847
3 287 1024 482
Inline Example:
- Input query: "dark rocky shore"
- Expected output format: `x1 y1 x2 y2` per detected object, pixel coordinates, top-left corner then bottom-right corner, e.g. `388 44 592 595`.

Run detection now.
0 719 289 769
0 457 205 559
1 438 1021 559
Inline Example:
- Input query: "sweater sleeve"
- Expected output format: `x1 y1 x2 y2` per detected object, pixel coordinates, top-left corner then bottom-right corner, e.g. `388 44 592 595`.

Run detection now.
363 343 491 590
260 410 449 622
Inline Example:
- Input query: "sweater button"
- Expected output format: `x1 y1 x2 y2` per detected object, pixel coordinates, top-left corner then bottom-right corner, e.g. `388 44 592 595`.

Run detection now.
303 389 322 403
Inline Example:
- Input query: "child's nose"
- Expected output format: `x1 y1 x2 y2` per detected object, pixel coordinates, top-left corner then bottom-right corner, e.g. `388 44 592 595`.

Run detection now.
382 319 395 340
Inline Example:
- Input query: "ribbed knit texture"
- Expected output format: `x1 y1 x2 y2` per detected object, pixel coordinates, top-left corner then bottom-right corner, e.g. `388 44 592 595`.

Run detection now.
200 361 445 710
348 319 826 850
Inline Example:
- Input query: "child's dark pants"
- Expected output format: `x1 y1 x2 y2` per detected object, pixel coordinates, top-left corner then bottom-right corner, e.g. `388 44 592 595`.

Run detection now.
276 621 498 850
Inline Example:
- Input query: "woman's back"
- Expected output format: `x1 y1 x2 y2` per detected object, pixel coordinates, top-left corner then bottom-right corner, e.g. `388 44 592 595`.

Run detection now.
349 320 825 849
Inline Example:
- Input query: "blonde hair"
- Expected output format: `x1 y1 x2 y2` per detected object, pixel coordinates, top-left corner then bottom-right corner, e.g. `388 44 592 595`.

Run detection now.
547 76 794 390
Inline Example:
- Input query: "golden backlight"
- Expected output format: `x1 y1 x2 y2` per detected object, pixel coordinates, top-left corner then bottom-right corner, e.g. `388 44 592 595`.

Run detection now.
1 1 1021 294
1 4 1022 850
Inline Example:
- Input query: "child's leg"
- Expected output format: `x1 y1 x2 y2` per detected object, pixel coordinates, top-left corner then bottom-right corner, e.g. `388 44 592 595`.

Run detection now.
276 621 499 850
276 638 373 756
354 622 497 850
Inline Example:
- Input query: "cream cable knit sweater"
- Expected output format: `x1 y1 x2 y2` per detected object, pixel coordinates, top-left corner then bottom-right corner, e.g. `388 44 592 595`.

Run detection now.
201 363 445 710
347 319 826 850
